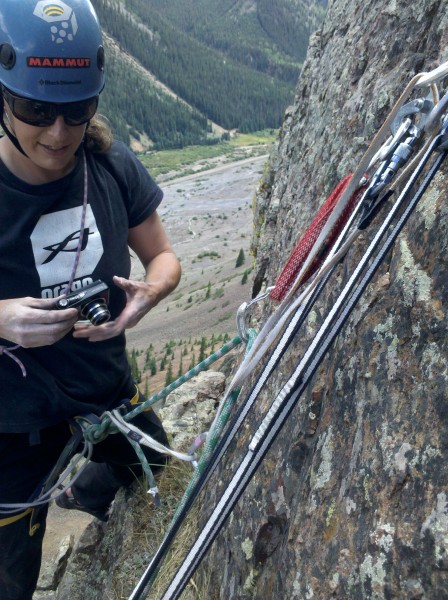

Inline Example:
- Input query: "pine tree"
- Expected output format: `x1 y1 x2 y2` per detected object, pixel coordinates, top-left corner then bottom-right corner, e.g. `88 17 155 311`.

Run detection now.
127 349 141 383
165 361 174 386
235 248 246 268
199 337 207 362
149 357 157 376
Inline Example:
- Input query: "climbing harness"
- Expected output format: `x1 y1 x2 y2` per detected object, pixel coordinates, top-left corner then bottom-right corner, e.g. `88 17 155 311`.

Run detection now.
0 336 243 516
128 62 448 600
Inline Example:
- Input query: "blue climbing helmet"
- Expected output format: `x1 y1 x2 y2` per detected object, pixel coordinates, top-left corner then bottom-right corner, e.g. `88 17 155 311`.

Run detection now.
0 0 105 102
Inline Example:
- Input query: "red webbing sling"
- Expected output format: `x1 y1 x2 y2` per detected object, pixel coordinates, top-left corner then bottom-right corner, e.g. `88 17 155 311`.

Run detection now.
271 174 366 302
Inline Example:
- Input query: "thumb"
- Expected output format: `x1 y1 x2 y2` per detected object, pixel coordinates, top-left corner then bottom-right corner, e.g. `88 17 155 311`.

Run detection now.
39 296 72 309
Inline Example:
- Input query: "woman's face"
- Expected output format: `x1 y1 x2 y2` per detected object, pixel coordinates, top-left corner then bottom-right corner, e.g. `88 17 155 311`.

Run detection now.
3 102 86 181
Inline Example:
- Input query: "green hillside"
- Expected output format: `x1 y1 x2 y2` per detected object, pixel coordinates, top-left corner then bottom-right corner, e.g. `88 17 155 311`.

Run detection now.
98 39 210 149
148 0 327 83
92 0 327 149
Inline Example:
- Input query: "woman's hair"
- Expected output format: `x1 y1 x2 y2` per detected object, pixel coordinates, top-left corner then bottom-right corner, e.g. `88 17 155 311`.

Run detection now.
84 113 114 153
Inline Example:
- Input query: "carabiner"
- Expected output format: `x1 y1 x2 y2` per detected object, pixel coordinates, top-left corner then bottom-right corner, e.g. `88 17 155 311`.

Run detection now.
424 90 448 133
391 92 434 136
236 287 274 342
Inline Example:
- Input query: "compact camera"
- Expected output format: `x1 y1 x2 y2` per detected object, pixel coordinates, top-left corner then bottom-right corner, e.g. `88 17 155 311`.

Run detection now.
56 280 111 326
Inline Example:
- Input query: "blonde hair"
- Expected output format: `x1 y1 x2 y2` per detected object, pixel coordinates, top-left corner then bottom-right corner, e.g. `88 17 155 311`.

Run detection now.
84 113 113 153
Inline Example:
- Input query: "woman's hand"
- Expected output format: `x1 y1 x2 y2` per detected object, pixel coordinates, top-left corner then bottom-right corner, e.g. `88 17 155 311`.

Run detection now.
72 211 181 343
72 275 158 342
0 297 78 348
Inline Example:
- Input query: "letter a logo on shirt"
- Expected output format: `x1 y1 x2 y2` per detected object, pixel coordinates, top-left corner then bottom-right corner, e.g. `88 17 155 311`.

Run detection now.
30 205 104 289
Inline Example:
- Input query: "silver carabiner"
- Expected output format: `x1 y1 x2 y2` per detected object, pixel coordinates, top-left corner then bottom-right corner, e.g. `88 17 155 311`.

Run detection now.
236 287 274 342
391 92 434 136
424 90 448 133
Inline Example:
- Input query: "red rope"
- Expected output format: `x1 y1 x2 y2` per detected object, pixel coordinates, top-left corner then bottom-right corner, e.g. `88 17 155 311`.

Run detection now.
271 175 366 302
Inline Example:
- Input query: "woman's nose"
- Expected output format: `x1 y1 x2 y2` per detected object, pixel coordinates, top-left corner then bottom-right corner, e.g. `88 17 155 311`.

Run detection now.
46 115 69 135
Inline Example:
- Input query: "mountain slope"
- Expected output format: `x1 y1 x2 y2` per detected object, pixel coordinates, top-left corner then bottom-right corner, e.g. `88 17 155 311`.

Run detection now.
149 0 327 83
92 0 326 148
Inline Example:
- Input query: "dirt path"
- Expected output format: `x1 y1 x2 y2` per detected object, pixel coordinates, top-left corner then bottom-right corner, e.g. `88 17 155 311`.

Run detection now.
158 153 269 185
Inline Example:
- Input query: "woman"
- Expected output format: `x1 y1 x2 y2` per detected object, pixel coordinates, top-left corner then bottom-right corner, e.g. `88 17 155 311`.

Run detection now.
0 1 181 598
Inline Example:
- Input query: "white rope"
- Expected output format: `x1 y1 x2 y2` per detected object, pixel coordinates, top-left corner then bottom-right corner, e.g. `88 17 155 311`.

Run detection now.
107 410 197 463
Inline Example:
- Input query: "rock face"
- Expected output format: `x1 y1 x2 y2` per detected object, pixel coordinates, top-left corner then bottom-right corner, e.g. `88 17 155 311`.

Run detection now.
195 1 448 599
158 371 226 451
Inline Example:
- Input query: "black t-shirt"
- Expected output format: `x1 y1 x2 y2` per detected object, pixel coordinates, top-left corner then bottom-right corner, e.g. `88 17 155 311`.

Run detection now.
0 141 163 432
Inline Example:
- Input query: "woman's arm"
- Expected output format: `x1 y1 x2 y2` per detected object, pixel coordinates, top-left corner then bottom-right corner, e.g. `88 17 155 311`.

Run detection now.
126 210 182 309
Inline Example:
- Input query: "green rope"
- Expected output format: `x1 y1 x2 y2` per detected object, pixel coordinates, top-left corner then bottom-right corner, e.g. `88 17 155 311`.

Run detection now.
171 328 257 522
81 335 243 445
126 335 243 422
78 331 255 511
128 438 161 507
78 334 247 494
141 327 257 588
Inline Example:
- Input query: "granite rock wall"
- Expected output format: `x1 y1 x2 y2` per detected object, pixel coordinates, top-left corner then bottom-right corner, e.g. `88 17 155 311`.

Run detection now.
198 1 448 598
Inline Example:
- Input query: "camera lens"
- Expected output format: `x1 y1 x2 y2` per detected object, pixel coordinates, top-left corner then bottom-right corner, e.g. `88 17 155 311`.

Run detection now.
81 299 111 326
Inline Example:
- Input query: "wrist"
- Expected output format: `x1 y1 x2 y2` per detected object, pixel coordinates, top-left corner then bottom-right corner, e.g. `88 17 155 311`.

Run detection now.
142 279 161 308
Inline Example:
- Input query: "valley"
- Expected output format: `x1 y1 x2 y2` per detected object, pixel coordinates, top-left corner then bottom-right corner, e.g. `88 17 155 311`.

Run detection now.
126 153 269 391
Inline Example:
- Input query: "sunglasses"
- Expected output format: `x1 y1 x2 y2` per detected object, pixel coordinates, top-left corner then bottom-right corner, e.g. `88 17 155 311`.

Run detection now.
1 86 98 127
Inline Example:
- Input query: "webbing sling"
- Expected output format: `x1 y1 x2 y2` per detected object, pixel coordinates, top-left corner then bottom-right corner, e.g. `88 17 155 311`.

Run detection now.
0 508 32 528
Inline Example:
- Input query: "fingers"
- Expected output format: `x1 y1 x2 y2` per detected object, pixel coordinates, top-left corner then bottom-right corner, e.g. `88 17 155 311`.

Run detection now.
72 300 140 341
18 319 78 347
0 297 79 347
112 275 127 289
72 276 156 342
73 320 122 342
112 275 139 296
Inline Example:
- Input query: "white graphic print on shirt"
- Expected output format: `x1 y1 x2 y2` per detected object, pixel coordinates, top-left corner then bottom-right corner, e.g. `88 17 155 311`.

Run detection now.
30 204 104 297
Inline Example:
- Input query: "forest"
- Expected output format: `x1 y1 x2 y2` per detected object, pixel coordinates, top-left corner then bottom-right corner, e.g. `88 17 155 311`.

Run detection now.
92 0 327 149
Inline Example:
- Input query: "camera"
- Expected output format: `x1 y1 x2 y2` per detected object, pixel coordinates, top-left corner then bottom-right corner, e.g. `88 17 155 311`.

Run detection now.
56 280 111 326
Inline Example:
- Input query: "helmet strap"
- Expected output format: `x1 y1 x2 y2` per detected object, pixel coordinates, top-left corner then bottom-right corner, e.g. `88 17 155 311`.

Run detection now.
0 110 28 157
